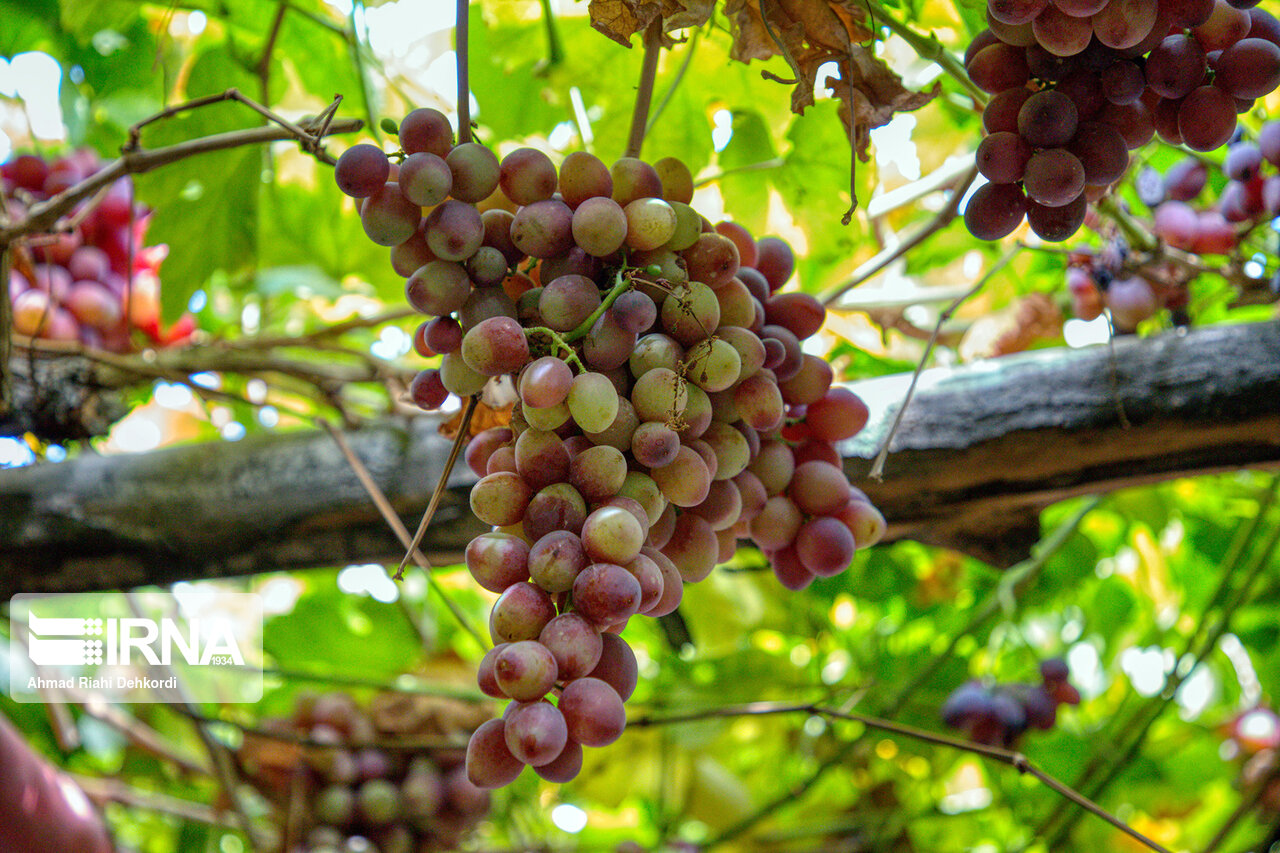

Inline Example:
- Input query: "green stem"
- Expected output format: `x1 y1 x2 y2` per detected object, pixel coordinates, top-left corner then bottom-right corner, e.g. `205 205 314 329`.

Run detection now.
524 326 586 372
864 0 988 106
1096 195 1158 254
564 268 631 343
536 0 563 70
647 29 698 133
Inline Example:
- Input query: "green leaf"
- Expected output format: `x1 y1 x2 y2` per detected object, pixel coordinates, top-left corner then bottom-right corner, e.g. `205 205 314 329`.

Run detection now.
263 577 423 681
130 49 263 320
716 109 776 234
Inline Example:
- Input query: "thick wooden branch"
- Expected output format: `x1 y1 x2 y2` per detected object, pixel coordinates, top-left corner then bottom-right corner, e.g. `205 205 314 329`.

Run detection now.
1 321 1277 595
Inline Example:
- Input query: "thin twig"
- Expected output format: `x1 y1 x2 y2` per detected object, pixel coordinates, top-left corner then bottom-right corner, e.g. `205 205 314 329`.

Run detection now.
626 20 664 160
321 419 488 651
822 164 978 307
396 394 480 580
1039 475 1280 846
255 3 290 105
1201 771 1273 853
868 246 1019 479
646 29 698 133
73 774 237 827
883 495 1102 717
633 702 1173 853
863 0 988 105
1 110 359 243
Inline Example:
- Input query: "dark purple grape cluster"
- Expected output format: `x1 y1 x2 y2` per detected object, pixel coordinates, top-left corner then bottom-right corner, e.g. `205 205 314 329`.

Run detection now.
941 658 1081 748
2 150 196 351
333 109 888 789
239 691 493 852
964 0 1280 242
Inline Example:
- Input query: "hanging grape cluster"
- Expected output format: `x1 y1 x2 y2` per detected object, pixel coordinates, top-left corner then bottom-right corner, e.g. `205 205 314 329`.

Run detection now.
3 151 194 350
333 108 887 789
941 659 1081 748
964 0 1280 242
1064 119 1280 328
239 691 493 852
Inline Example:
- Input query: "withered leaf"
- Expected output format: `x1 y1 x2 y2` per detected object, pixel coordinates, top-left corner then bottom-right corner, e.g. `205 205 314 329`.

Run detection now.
589 0 714 47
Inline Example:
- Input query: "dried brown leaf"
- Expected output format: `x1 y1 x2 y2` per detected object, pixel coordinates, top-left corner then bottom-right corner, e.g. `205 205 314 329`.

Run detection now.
589 0 714 47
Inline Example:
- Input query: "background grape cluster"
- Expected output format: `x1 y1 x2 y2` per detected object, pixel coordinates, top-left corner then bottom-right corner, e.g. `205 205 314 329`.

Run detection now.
1065 119 1280 328
333 108 887 789
239 691 493 853
3 151 194 351
964 0 1280 242
941 659 1081 748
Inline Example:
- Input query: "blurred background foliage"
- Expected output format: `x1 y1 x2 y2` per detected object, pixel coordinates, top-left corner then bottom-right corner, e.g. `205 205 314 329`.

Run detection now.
1 0 1279 851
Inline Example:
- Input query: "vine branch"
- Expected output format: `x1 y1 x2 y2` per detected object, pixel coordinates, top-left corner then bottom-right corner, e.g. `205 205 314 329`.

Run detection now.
626 20 664 160
457 0 472 144
322 419 489 651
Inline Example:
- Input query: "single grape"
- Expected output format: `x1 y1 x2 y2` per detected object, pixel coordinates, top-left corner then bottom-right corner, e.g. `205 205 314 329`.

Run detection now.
335 144 390 198
466 718 524 788
528 530 589 593
572 562 642 626
493 639 559 700
360 183 420 246
499 147 558 206
560 150 613 207
397 152 452 206
504 701 568 766
538 611 603 678
964 182 1028 240
400 108 454 157
446 142 501 203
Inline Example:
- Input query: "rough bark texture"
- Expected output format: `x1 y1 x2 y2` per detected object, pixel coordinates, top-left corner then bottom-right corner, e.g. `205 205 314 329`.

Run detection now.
1 321 1278 596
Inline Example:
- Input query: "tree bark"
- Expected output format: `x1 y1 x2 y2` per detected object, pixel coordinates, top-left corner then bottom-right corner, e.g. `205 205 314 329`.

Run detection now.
2 321 1278 596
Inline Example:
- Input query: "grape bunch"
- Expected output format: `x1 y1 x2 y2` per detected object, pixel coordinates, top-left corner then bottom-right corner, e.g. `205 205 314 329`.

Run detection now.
941 659 1081 748
333 108 887 789
239 691 494 852
1063 239 1191 330
1221 707 1280 816
2 150 195 351
1065 119 1280 329
964 0 1280 243
1142 120 1280 251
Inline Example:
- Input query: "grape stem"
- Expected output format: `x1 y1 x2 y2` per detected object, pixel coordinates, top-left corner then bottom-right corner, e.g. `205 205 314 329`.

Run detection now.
563 267 632 343
864 0 989 106
626 19 663 159
456 0 472 144
1094 195 1158 254
524 326 587 372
